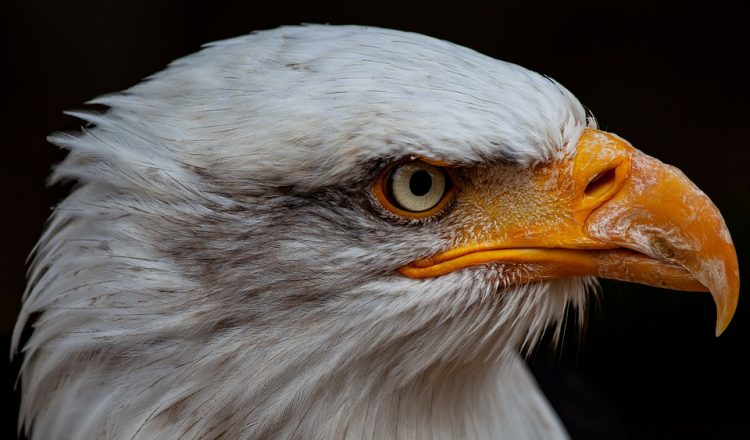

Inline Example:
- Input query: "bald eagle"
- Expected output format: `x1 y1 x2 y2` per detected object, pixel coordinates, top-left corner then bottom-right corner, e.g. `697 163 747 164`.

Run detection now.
13 25 738 439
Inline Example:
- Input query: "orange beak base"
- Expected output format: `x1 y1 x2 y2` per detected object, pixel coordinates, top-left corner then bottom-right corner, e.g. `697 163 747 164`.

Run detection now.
399 129 739 336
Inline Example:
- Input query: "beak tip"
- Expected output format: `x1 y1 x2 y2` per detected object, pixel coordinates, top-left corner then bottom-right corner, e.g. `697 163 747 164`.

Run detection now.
713 286 739 337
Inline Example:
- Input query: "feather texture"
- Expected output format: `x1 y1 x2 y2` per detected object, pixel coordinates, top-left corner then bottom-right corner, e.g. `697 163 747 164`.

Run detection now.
15 25 595 439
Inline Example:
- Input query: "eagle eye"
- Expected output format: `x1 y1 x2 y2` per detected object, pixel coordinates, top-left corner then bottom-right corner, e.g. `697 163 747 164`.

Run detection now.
374 159 454 219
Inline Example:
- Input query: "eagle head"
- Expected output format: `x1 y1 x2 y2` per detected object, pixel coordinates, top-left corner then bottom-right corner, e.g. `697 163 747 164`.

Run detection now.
14 25 738 439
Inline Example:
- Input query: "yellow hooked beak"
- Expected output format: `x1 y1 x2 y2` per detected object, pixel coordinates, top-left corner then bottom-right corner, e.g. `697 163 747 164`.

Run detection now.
399 129 739 336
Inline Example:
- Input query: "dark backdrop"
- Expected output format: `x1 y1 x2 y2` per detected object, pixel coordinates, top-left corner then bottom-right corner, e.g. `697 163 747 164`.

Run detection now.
2 1 748 439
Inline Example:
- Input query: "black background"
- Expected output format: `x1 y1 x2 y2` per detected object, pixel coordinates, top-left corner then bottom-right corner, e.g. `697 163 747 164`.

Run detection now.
2 1 748 439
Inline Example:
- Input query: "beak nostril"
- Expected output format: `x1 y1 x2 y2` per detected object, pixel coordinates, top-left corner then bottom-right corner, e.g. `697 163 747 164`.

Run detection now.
584 167 617 198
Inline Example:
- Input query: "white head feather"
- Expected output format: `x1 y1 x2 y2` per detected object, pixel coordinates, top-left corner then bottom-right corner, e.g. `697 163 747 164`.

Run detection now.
15 25 596 439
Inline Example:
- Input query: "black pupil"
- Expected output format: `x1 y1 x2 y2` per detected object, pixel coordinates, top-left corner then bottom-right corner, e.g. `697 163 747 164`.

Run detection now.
409 170 433 196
